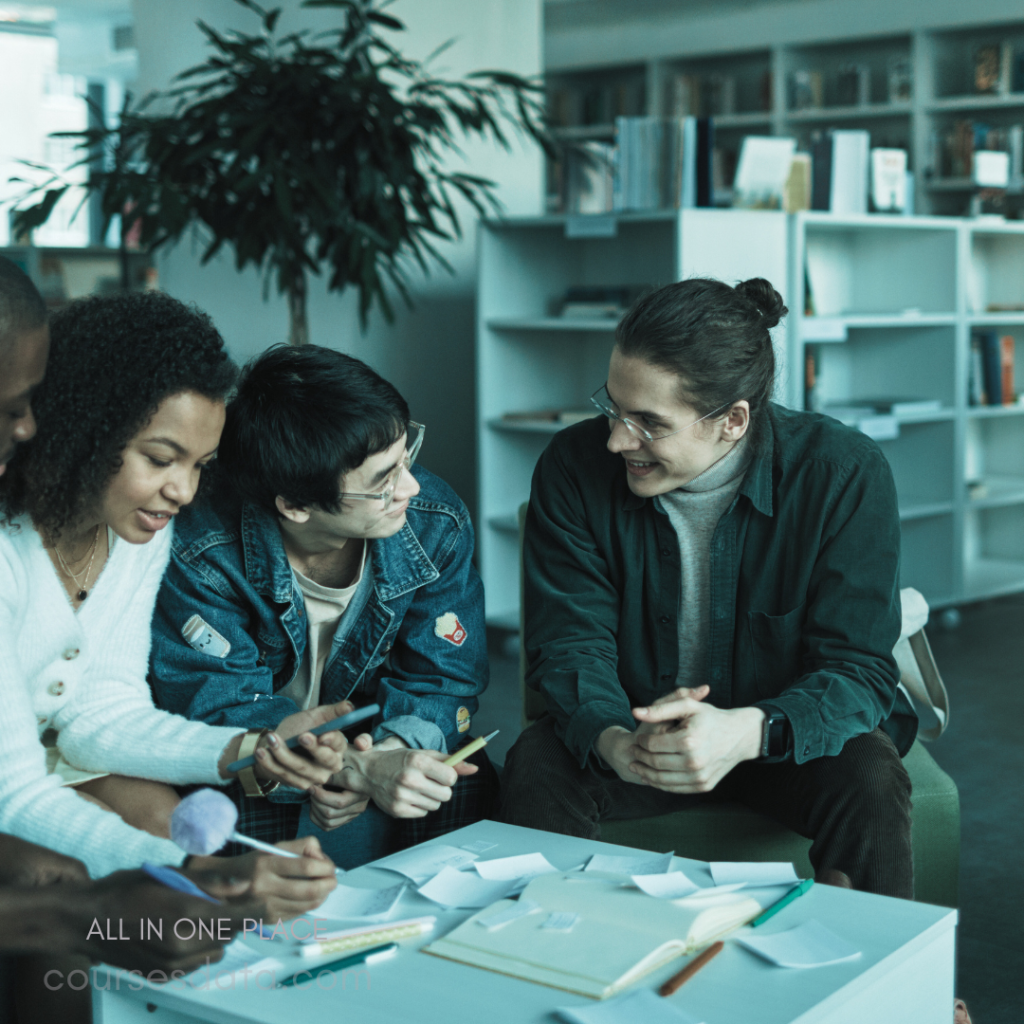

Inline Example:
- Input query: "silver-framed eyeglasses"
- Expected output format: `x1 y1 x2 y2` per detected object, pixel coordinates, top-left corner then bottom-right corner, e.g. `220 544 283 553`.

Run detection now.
590 385 731 444
338 421 425 511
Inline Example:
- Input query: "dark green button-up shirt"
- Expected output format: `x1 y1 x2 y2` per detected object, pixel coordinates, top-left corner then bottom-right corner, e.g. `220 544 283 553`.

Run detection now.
523 403 918 768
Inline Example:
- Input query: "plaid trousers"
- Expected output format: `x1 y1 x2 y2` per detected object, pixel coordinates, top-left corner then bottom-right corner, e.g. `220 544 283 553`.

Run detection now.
208 742 500 861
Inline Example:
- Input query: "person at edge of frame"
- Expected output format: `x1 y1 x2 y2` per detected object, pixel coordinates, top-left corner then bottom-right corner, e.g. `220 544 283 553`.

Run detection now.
149 345 498 869
0 261 340 1024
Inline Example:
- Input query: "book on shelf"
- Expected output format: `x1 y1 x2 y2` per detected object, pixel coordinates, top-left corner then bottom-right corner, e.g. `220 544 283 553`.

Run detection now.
871 148 908 212
613 115 711 211
665 73 700 117
936 120 1024 182
887 56 913 103
702 73 736 116
560 285 646 319
804 346 819 412
969 336 986 406
788 69 823 111
854 397 944 416
975 44 1001 94
974 150 1010 187
811 129 869 214
821 405 900 441
784 152 812 213
565 142 616 215
1001 334 1016 405
732 136 797 209
836 63 870 107
424 871 764 1000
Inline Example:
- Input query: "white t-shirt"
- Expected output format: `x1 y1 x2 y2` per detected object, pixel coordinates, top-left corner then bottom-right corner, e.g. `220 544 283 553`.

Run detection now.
279 541 368 710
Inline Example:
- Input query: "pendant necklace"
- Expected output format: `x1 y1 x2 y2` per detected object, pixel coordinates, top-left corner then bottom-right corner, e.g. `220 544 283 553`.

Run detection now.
53 525 101 602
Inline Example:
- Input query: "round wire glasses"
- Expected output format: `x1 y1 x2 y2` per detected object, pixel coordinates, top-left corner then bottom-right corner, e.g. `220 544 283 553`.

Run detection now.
590 385 732 444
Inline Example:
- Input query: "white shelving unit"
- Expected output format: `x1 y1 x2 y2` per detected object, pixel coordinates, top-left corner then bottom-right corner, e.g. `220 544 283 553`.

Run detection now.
478 208 1024 626
790 211 1024 608
545 17 1024 218
476 208 788 628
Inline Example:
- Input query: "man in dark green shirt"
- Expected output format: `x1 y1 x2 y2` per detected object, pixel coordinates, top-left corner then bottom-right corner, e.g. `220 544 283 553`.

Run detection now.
500 277 917 898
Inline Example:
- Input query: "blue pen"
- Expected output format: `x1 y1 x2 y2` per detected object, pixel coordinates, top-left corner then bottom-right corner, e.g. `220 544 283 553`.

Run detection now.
277 942 398 988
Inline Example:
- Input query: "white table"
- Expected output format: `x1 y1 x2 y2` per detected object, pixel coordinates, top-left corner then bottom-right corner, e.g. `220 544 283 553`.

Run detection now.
92 821 956 1024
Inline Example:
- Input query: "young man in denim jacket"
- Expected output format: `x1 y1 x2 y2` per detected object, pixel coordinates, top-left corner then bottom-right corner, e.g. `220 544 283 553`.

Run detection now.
149 346 496 867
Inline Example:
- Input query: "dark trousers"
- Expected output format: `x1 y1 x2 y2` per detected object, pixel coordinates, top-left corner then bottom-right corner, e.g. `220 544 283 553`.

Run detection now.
499 716 914 900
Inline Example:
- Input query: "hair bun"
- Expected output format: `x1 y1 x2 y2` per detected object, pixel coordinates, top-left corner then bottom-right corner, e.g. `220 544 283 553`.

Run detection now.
736 277 787 330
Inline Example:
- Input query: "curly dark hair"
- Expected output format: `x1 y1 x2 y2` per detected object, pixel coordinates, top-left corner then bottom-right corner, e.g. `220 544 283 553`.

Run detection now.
0 291 237 536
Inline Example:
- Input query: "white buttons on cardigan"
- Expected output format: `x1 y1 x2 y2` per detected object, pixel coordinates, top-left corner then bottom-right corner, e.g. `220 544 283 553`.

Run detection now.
62 648 80 660
48 681 66 696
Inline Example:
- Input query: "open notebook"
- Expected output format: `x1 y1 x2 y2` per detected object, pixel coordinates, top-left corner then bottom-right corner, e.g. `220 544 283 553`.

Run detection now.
424 871 762 999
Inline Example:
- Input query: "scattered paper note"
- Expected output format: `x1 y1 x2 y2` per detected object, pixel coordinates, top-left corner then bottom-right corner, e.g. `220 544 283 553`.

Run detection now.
556 988 704 1024
417 866 517 909
474 853 559 883
373 844 477 883
543 911 580 932
585 851 674 875
737 920 862 968
184 940 284 989
314 882 405 920
461 839 499 854
673 883 748 906
477 898 541 931
710 862 799 888
632 871 699 899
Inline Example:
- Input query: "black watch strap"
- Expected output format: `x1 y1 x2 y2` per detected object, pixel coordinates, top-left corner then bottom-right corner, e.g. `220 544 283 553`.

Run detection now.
760 711 791 760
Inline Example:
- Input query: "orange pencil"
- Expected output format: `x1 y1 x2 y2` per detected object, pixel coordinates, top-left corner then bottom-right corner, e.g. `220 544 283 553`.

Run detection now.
659 940 724 997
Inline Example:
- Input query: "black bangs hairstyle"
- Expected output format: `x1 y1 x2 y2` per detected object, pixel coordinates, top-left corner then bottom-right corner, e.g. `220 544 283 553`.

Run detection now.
0 255 47 351
219 345 410 516
0 291 236 537
615 277 786 440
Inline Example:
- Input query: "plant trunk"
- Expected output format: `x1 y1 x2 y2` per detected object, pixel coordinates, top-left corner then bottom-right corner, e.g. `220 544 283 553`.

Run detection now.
287 273 309 346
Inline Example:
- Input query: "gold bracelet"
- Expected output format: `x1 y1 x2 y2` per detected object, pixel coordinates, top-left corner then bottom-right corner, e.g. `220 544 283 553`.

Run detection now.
237 729 279 798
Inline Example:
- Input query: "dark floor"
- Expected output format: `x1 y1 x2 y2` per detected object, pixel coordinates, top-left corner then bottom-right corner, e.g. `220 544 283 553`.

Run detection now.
927 594 1024 1024
477 594 1024 1024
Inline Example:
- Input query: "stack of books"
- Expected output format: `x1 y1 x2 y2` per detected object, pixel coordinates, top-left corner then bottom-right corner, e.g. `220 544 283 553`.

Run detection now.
969 332 1018 406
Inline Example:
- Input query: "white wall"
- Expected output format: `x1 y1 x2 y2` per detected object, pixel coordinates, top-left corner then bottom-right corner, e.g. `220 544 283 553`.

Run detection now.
131 0 543 520
546 0 1024 69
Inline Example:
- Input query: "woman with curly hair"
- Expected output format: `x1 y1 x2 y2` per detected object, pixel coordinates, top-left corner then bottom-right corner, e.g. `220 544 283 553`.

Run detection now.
0 290 349 919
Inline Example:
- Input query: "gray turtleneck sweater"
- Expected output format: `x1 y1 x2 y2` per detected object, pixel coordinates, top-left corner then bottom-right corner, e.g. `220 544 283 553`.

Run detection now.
656 433 753 691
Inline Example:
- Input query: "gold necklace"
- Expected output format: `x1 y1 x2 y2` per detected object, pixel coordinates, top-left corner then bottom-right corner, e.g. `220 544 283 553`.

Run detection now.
53 525 101 602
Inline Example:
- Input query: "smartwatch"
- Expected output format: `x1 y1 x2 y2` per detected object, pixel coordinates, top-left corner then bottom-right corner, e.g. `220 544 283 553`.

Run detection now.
760 711 791 760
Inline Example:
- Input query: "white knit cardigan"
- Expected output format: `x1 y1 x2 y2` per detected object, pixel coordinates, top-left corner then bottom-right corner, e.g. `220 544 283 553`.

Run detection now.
0 515 243 877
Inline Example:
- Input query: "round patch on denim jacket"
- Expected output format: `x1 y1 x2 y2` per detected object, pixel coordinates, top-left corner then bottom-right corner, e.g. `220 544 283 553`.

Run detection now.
456 706 471 733
435 612 467 646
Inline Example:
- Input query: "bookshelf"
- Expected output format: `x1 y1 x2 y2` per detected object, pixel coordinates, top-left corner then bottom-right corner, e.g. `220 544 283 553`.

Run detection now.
477 209 1024 626
790 211 1024 609
545 19 1024 218
476 208 787 628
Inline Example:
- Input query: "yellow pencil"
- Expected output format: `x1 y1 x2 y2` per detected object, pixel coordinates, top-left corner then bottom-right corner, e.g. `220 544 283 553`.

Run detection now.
444 730 499 766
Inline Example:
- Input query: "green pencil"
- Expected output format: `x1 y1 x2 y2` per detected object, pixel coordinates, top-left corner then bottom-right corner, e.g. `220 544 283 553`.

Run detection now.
751 878 814 927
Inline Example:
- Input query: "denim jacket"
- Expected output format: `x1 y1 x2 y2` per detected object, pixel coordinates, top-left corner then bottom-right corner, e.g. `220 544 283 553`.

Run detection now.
149 467 488 775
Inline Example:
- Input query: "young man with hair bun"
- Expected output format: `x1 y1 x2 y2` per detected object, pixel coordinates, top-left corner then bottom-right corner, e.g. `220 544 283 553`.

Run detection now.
501 276 917 900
